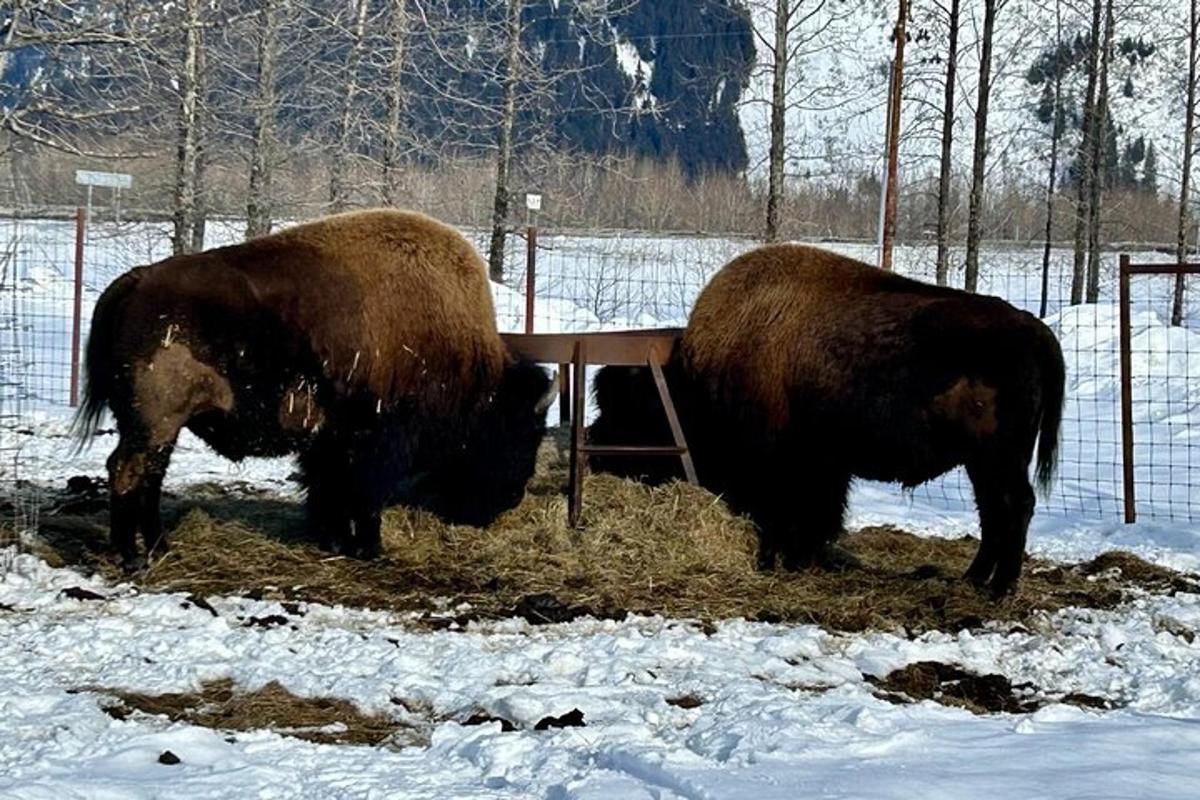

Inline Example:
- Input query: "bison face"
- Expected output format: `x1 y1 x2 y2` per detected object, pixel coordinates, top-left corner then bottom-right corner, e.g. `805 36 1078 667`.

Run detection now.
411 360 554 527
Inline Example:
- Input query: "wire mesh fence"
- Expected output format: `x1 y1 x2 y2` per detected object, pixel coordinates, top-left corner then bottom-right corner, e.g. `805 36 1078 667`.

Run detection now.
1120 260 1200 523
1 217 39 552
0 208 1196 527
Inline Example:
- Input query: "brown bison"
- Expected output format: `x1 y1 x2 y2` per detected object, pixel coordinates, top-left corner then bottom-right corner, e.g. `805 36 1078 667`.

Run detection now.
75 209 553 567
589 244 1064 596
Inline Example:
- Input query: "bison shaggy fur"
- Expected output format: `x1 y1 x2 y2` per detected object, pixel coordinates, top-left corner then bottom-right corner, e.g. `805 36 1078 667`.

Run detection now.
75 209 553 566
589 244 1065 596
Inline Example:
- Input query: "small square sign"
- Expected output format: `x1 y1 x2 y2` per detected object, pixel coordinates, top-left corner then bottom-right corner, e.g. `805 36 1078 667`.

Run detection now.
525 193 542 212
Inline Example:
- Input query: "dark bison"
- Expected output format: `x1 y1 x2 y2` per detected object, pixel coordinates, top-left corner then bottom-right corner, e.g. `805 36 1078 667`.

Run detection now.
75 209 553 566
589 244 1064 596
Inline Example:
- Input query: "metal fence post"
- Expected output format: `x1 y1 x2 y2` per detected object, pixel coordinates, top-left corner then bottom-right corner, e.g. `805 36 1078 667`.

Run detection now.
524 224 536 335
1118 253 1136 524
69 207 86 408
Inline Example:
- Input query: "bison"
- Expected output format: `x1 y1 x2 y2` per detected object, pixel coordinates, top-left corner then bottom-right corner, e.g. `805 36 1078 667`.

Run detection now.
589 244 1065 596
75 209 554 566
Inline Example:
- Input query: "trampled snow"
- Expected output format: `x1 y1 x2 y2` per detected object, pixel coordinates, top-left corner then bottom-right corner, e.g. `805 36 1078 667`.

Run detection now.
2 545 1199 799
3 221 1200 797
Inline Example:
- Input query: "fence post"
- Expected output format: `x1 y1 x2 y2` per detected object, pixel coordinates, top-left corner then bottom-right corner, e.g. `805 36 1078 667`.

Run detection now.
524 225 536 335
69 206 86 408
1118 253 1136 524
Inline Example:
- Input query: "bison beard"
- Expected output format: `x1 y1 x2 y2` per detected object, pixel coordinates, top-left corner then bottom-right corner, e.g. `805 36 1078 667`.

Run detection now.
589 244 1065 597
75 209 553 566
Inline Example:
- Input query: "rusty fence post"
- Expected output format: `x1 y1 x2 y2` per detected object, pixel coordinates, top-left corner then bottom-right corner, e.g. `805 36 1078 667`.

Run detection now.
69 206 87 407
1117 253 1136 524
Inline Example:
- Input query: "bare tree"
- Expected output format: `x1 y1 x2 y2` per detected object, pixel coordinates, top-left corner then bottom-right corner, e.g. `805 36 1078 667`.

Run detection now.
0 1 141 161
486 0 524 282
246 0 285 238
963 0 1000 293
172 0 205 255
1038 0 1064 318
1173 0 1199 325
1084 0 1115 304
881 0 908 271
1071 0 1103 305
381 0 410 207
329 0 370 213
935 0 961 286
764 0 790 242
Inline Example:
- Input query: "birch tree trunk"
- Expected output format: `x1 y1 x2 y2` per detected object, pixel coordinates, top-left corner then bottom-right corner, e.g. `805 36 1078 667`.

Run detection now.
1173 0 1199 325
1039 0 1063 318
247 0 282 239
172 0 202 256
1071 0 1103 305
488 0 524 283
934 0 961 286
382 0 409 207
329 0 369 212
963 0 997 293
1084 0 1115 304
764 0 789 242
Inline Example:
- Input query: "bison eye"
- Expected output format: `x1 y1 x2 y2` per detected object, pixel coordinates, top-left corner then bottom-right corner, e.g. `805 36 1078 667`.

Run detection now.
973 399 986 411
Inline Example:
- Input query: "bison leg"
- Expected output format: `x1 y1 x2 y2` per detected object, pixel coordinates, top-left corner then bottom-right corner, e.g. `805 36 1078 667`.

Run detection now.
781 469 851 571
746 467 850 571
299 422 406 559
298 435 353 554
106 432 176 569
966 457 1035 596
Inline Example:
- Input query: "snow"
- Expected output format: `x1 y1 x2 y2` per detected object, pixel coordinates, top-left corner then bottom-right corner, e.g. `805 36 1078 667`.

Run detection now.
3 219 1200 796
2 549 1199 798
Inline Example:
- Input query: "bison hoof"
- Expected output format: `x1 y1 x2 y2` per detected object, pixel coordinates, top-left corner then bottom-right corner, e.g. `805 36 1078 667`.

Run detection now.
816 543 862 572
118 553 147 574
350 542 381 560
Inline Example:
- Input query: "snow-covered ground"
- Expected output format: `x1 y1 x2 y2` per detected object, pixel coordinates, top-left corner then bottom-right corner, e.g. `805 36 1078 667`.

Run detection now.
2 538 1200 798
2 218 1200 797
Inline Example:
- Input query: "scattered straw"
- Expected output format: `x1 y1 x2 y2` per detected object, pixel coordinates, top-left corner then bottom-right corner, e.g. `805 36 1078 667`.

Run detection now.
28 437 1200 634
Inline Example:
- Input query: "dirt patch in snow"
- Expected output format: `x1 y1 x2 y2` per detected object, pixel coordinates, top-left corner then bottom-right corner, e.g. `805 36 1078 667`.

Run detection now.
22 436 1200 634
87 678 425 748
869 661 1117 714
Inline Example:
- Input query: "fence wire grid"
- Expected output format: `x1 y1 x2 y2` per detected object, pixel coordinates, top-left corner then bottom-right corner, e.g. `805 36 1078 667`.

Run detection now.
0 209 1196 527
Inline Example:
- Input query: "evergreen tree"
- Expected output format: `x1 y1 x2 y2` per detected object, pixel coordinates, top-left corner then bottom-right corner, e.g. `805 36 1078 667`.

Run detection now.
1141 140 1158 194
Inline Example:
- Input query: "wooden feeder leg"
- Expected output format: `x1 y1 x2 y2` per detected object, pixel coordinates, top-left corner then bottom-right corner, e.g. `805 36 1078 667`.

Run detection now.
647 350 698 485
567 340 587 527
558 362 571 427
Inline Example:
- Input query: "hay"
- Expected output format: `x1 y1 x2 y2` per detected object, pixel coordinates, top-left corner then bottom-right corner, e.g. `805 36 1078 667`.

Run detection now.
92 678 423 747
28 435 1200 634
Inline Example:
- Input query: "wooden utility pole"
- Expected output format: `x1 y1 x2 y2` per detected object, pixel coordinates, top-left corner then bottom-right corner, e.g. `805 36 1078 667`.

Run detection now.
881 0 908 271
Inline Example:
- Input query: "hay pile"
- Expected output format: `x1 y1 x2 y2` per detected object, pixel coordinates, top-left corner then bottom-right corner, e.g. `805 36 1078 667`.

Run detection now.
27 437 1200 633
92 678 422 748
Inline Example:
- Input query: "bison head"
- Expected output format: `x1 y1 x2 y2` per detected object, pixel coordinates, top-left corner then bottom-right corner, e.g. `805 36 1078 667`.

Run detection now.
588 365 687 485
408 360 554 527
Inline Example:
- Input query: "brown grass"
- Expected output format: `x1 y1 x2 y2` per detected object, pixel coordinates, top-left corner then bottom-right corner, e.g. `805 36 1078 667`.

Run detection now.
90 678 424 748
24 438 1200 634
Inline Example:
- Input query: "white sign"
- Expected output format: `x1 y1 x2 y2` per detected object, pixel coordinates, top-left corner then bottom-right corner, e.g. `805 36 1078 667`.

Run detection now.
75 170 133 189
525 192 542 212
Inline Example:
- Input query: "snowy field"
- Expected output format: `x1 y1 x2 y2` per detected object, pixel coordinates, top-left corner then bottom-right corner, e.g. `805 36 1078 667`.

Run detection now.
2 217 1200 797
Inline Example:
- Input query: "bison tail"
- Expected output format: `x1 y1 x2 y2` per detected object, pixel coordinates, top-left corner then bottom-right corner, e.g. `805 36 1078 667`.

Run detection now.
1035 324 1066 496
71 270 140 449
